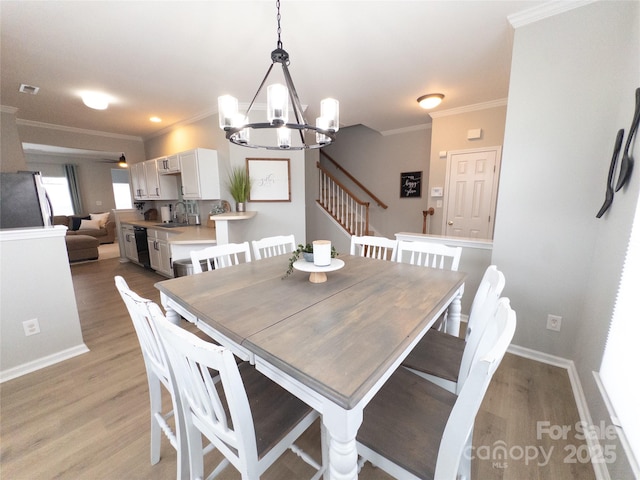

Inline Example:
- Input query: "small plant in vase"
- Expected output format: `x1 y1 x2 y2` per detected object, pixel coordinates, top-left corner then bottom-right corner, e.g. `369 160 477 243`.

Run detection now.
284 243 338 278
227 166 251 212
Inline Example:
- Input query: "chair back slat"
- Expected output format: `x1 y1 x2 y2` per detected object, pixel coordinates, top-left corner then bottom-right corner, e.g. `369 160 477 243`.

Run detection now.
435 298 516 478
350 235 398 261
396 240 462 271
153 313 257 460
252 235 296 260
454 266 505 392
115 276 170 385
191 241 252 273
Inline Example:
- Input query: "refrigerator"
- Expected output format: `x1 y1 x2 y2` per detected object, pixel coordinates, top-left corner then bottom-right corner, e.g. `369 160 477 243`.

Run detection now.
0 172 54 229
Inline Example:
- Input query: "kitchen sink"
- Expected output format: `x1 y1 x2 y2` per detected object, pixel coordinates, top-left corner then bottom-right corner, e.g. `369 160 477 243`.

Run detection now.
154 223 190 228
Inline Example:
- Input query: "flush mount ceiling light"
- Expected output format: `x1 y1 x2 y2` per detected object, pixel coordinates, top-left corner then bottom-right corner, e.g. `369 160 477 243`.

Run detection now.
149 116 162 123
217 0 339 150
81 92 110 110
417 93 444 110
118 153 128 168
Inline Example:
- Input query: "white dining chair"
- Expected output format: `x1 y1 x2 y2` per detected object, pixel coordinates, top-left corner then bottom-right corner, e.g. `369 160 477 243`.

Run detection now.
153 307 325 480
190 241 252 273
252 234 296 260
402 265 506 394
396 239 462 270
357 298 516 480
349 235 398 261
114 276 188 477
396 239 463 332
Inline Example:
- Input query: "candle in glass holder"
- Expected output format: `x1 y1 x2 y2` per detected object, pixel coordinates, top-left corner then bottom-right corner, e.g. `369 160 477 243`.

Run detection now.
313 240 331 266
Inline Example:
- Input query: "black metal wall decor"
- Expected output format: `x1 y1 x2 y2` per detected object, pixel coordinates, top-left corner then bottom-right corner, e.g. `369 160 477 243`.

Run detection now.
400 171 422 198
596 87 640 218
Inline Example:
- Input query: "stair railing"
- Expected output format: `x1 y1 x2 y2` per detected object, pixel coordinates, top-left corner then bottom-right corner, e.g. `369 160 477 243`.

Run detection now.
320 150 388 209
317 162 370 236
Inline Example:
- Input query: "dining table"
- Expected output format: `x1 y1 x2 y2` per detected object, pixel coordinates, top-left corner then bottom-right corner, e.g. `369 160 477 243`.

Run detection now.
156 254 466 480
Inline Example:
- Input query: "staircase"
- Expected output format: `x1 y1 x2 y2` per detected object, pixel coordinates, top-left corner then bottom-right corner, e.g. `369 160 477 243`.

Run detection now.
316 161 370 236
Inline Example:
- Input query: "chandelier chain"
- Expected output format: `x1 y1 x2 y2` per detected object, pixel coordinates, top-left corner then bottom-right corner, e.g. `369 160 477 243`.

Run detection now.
276 0 282 50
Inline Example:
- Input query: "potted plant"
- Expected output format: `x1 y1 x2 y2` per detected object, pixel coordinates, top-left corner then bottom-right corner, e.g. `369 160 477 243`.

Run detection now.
284 243 338 278
227 166 251 212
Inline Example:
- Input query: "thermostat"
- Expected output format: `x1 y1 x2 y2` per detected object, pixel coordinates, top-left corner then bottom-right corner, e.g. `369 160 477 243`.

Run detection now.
431 187 443 197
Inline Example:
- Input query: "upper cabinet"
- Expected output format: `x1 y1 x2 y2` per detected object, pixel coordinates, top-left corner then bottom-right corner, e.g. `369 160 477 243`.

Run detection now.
131 163 147 200
157 155 180 174
179 148 221 200
132 159 179 200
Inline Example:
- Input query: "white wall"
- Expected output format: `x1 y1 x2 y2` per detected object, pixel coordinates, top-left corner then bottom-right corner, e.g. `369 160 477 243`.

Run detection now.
0 227 88 381
492 2 639 476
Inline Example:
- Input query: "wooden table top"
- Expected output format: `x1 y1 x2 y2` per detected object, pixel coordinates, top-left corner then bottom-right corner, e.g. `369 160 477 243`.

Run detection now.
156 255 466 409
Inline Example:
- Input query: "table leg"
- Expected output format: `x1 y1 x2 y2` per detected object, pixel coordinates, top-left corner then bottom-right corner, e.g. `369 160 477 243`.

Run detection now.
322 402 362 480
445 285 464 336
160 293 182 325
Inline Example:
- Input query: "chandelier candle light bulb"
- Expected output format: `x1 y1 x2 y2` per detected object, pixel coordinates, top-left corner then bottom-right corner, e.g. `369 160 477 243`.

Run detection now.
216 0 339 150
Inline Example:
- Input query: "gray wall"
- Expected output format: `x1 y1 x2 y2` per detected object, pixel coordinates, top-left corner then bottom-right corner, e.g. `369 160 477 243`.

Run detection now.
0 109 27 172
492 2 639 476
321 124 432 238
25 153 121 215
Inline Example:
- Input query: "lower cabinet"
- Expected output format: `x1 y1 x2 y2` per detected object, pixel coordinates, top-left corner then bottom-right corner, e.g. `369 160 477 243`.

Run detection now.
147 228 174 277
122 224 138 263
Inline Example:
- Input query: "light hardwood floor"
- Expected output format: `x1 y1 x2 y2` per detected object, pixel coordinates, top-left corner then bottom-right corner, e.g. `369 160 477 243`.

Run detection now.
0 257 596 479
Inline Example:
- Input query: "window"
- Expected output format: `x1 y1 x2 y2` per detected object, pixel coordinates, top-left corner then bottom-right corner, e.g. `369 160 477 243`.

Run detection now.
111 168 132 209
41 175 74 216
599 193 640 470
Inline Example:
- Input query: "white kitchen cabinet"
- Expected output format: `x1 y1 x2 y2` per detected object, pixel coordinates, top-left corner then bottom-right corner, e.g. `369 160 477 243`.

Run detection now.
147 228 174 277
122 224 138 262
144 159 161 199
131 163 147 200
157 155 180 174
179 148 220 199
132 160 178 200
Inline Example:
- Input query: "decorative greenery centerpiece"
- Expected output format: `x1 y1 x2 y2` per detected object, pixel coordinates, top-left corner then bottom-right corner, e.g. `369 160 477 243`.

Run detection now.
227 166 251 212
284 243 338 278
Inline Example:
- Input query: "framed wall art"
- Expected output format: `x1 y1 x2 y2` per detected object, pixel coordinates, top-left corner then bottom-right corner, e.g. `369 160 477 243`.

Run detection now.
247 158 291 202
400 171 422 198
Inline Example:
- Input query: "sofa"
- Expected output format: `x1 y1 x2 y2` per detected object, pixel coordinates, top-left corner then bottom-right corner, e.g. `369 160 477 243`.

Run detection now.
53 212 116 244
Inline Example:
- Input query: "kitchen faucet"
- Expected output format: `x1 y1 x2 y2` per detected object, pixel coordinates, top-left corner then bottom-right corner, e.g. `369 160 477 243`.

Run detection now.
173 201 187 224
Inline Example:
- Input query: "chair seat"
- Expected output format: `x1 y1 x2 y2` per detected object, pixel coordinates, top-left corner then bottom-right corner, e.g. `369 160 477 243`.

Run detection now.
358 367 457 479
402 329 464 382
235 362 316 460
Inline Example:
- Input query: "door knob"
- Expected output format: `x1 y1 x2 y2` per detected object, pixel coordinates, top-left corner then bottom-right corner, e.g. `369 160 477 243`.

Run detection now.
448 221 454 225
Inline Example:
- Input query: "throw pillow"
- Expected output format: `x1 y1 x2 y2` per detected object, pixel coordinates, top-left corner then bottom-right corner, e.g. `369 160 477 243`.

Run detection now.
71 215 90 230
79 219 101 230
90 212 110 228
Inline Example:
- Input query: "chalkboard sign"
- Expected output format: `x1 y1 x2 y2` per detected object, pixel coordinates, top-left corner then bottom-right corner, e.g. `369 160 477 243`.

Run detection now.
400 171 422 198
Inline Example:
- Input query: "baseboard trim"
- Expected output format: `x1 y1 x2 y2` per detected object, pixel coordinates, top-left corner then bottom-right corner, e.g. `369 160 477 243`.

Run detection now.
507 344 610 480
0 343 90 383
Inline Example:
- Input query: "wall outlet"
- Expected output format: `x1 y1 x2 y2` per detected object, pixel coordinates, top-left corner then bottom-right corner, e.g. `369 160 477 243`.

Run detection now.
23 318 41 336
547 314 562 332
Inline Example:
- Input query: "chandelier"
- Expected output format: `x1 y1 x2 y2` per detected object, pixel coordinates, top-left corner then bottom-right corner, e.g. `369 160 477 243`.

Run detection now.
217 0 339 150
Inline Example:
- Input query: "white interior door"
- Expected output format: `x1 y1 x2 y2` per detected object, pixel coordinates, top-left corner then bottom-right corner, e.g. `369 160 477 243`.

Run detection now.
443 147 501 239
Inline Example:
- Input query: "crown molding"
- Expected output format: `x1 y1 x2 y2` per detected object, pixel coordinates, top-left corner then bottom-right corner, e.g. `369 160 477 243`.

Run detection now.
380 123 432 137
16 118 143 142
0 105 19 114
508 0 597 28
428 98 508 119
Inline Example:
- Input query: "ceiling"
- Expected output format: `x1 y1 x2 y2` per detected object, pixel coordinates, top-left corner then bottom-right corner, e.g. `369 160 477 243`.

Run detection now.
1 1 550 141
